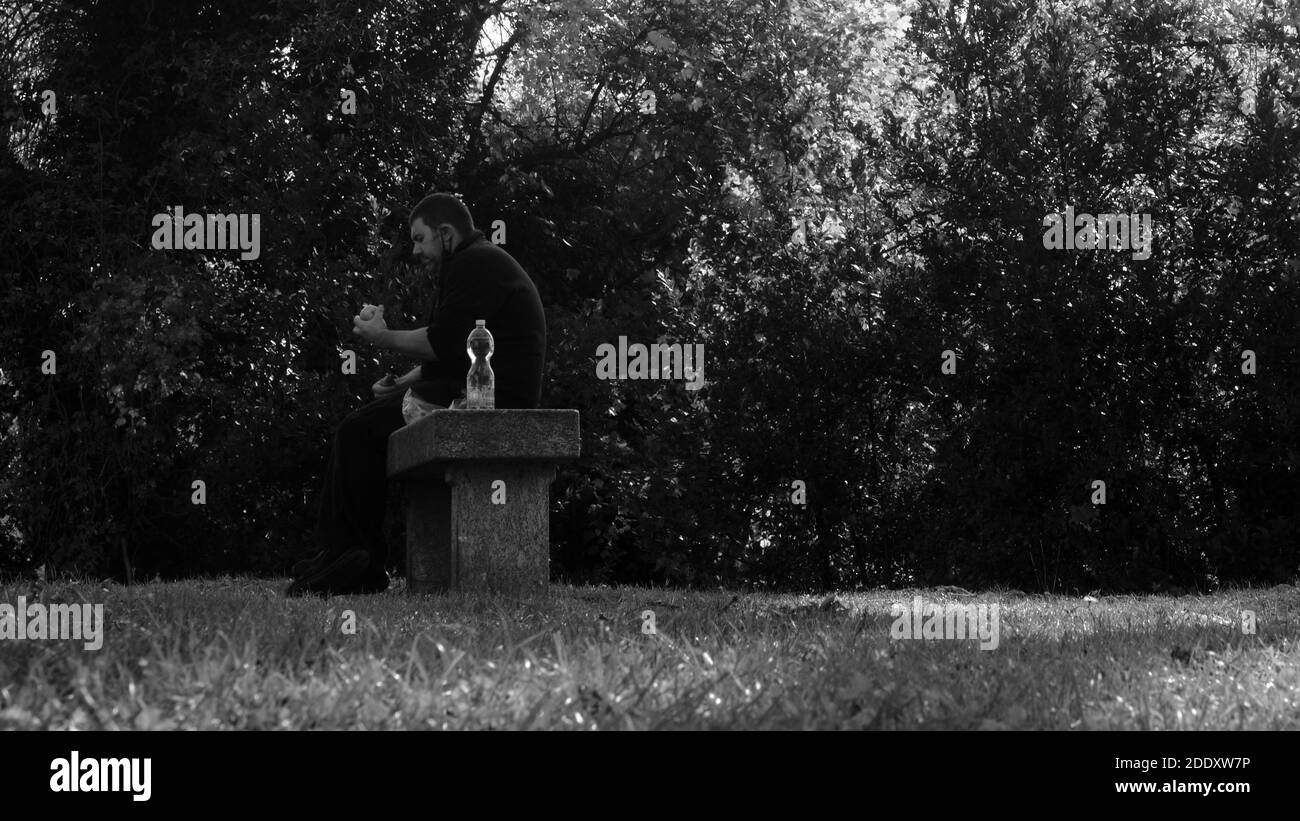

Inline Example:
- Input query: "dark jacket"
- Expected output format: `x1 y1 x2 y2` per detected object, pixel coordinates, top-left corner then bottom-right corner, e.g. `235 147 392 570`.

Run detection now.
409 230 546 409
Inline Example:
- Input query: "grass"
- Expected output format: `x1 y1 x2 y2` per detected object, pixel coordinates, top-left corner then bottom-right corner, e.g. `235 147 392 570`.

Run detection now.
0 578 1297 729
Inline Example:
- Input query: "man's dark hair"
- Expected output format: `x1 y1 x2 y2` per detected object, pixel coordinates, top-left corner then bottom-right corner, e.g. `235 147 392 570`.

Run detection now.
409 193 474 235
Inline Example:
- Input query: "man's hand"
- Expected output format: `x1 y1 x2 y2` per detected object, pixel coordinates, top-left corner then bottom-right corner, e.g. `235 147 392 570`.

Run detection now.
371 373 404 400
353 305 388 344
371 365 423 399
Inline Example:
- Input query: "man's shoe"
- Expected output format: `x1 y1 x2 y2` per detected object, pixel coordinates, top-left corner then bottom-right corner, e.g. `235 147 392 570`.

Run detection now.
291 548 342 578
356 562 389 595
286 550 373 598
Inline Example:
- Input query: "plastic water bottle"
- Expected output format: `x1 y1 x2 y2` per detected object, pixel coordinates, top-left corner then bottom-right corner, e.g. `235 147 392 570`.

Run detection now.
466 320 495 409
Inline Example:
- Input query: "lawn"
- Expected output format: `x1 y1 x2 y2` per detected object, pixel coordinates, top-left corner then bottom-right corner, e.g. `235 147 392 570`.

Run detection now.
1 578 1296 730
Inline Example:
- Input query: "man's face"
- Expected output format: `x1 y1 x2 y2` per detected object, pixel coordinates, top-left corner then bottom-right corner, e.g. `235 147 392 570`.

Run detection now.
410 218 447 269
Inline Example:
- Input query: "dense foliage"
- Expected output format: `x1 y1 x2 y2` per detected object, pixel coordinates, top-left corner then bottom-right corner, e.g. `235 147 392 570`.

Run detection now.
2 0 1296 592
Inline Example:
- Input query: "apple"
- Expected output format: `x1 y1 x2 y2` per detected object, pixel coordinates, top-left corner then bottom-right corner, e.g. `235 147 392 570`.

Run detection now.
359 304 380 321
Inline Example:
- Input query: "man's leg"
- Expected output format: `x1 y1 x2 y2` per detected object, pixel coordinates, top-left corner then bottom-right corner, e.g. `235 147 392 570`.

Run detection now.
289 391 405 595
315 391 406 560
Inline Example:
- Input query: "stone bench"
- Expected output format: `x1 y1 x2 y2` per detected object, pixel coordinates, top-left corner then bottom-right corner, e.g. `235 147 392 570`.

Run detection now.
386 410 580 595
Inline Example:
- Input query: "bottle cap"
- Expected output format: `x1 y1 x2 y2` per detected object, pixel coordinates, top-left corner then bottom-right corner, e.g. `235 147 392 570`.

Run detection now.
476 319 486 326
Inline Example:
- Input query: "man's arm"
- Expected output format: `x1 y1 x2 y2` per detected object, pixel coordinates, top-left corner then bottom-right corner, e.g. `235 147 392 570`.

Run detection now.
393 364 424 388
379 327 437 360
353 308 437 360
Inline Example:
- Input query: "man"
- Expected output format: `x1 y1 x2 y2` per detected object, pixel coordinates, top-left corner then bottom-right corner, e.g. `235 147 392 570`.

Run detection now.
286 193 547 597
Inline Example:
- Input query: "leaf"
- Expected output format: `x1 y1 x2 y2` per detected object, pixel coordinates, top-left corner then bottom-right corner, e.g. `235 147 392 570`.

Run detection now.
646 30 678 52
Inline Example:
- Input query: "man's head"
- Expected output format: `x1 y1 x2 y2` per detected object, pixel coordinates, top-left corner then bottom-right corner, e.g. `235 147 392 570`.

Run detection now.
409 193 475 269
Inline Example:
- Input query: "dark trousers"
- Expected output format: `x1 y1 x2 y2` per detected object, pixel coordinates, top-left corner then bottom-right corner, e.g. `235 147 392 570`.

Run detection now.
311 391 407 564
312 380 459 564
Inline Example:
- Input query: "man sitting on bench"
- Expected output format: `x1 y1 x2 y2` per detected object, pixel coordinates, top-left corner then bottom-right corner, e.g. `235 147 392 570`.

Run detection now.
286 193 547 597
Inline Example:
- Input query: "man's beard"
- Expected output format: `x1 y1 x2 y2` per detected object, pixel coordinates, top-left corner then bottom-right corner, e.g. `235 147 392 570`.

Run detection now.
411 252 441 276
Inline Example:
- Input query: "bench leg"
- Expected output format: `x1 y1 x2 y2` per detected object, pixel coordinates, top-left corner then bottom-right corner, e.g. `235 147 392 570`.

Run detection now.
403 479 454 594
444 461 557 595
